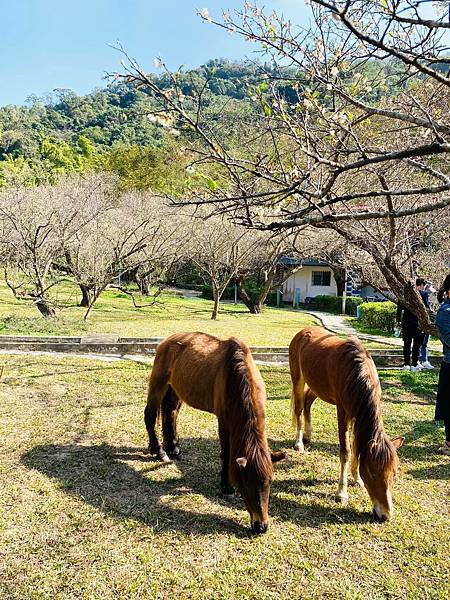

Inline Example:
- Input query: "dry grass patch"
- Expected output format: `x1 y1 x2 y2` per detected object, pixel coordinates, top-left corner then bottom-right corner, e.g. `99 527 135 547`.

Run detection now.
0 356 448 599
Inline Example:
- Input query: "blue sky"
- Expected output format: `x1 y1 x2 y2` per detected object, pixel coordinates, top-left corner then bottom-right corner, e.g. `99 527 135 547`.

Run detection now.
1 1 309 105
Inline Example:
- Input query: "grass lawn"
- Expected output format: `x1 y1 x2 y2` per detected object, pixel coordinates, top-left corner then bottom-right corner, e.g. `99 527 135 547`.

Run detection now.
0 280 319 346
0 355 448 599
0 281 400 350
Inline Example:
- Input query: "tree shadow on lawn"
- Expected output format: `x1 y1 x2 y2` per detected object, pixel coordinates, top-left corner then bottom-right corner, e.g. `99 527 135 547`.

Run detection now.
407 461 450 480
380 374 438 405
394 418 450 479
22 438 371 537
15 364 124 381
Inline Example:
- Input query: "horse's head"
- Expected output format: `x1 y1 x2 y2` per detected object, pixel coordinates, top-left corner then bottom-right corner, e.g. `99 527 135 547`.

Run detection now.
359 436 404 522
234 450 285 534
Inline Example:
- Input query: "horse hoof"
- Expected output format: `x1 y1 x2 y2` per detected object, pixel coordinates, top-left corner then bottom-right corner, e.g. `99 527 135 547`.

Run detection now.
222 493 235 501
168 447 181 459
159 451 172 464
334 493 349 504
221 486 235 499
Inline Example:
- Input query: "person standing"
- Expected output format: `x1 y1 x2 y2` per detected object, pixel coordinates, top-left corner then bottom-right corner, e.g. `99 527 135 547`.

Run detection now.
396 278 426 372
435 274 450 456
419 281 435 370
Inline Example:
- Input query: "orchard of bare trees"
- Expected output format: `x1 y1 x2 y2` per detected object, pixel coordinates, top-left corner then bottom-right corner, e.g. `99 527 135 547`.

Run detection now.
0 173 309 320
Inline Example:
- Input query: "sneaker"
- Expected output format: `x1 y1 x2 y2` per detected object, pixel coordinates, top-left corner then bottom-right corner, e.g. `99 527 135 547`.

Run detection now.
439 444 450 456
410 365 422 372
402 365 411 371
420 361 434 370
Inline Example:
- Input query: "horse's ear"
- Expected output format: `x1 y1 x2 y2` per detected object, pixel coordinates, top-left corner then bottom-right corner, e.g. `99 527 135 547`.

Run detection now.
236 457 248 469
270 451 285 463
391 436 405 449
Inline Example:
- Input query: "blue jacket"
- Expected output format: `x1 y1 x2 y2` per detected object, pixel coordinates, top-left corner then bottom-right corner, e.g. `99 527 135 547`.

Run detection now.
435 298 450 363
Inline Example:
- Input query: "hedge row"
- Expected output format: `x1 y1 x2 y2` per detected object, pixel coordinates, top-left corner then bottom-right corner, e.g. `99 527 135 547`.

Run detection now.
359 301 397 333
309 294 363 316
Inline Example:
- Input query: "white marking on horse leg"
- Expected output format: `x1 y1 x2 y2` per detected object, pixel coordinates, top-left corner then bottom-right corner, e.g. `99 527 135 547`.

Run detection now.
294 428 305 453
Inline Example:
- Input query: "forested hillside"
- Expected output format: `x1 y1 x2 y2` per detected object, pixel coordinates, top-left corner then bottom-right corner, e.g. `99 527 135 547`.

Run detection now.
0 59 269 186
0 57 412 189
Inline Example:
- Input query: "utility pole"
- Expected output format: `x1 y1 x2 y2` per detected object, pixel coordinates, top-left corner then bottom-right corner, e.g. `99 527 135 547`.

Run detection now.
341 268 347 315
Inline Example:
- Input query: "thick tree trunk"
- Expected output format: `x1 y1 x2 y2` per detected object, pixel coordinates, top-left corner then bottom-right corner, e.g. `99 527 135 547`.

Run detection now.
79 285 93 308
332 266 346 297
237 270 275 314
139 275 150 296
35 299 56 318
236 278 261 314
328 225 437 335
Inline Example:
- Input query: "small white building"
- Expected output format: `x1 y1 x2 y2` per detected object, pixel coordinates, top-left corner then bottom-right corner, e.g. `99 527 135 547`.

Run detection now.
282 259 337 304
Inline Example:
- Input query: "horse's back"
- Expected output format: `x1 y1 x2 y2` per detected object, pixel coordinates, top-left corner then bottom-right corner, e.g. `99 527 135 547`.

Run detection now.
152 332 261 415
289 327 373 404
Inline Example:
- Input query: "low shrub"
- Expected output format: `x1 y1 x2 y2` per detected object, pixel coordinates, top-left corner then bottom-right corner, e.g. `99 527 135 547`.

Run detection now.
359 301 397 333
309 294 363 316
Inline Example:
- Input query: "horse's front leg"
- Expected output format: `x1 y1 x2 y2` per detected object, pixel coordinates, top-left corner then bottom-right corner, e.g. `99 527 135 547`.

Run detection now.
335 408 350 503
218 420 235 498
351 434 364 487
292 377 306 452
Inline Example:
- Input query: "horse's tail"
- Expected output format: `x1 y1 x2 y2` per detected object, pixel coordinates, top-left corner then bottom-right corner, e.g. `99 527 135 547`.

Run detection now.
289 333 306 428
290 388 297 428
290 375 306 428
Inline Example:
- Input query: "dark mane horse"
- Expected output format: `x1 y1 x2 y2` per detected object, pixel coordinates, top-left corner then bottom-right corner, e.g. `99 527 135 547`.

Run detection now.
289 327 403 522
145 332 284 534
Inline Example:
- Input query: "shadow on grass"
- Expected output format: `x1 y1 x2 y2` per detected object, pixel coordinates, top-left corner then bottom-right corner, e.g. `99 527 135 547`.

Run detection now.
407 461 450 480
379 371 439 401
22 441 247 538
394 418 450 479
22 438 372 536
16 365 126 380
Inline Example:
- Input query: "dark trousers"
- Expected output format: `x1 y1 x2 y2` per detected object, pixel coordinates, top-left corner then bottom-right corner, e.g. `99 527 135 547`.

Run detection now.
402 326 424 366
435 361 450 442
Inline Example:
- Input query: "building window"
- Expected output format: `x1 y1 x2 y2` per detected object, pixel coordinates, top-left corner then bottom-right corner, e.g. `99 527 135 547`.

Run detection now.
312 271 331 286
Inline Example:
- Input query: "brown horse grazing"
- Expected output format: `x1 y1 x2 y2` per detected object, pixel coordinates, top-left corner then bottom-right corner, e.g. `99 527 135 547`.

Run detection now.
289 327 404 523
144 332 285 534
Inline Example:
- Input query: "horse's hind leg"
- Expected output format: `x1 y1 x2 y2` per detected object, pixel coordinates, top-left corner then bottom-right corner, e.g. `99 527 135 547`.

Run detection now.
303 388 317 445
162 387 182 458
291 373 306 453
145 367 171 462
335 406 351 503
